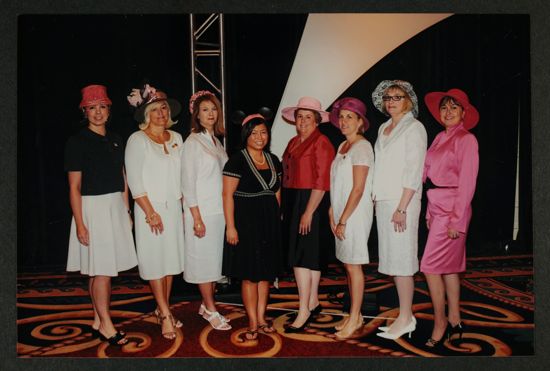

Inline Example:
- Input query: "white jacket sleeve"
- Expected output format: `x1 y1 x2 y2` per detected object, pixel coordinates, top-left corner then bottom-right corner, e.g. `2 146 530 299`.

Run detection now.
181 136 199 208
125 132 147 199
402 122 427 192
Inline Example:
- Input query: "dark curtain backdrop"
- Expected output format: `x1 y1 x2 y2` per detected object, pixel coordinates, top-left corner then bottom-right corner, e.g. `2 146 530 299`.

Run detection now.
18 14 531 269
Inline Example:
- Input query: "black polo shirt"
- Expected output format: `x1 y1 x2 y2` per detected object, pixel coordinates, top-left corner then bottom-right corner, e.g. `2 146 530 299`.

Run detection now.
64 127 125 196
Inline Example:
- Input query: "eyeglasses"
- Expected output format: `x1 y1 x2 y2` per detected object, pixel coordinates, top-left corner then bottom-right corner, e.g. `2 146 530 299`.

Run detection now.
382 95 406 102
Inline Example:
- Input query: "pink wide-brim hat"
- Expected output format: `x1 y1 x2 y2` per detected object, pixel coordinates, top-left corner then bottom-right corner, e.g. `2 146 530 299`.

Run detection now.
329 97 370 131
281 96 329 123
79 84 112 108
424 88 479 130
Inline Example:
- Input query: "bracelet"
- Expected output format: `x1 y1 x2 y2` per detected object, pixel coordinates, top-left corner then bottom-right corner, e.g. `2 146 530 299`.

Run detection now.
145 212 159 224
396 209 407 214
337 222 346 226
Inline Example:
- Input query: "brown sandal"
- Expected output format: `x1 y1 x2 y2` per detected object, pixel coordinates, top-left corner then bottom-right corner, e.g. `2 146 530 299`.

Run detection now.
258 323 276 334
239 329 258 342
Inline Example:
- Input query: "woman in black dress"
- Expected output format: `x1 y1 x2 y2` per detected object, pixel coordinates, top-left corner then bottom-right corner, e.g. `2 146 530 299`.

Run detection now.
222 114 283 341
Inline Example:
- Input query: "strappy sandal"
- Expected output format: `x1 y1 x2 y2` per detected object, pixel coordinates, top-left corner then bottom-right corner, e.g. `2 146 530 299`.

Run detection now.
99 330 128 346
158 314 177 340
202 308 232 330
154 308 182 328
258 322 276 334
239 329 258 342
199 303 230 322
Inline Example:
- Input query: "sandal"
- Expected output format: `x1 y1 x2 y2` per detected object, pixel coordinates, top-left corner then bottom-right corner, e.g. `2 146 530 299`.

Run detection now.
239 329 258 342
258 323 276 334
199 303 230 322
99 330 128 346
154 308 182 328
202 308 232 331
158 313 177 340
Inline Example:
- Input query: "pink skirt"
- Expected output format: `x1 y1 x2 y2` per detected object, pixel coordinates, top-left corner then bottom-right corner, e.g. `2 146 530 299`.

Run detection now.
420 188 470 274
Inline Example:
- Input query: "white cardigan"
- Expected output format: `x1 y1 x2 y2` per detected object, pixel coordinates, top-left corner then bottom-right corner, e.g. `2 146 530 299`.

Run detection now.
372 111 427 201
125 130 183 203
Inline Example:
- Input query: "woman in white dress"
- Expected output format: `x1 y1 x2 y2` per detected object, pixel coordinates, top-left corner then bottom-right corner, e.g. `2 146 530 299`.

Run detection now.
181 91 231 331
328 97 374 339
65 85 137 346
371 80 427 340
125 84 185 340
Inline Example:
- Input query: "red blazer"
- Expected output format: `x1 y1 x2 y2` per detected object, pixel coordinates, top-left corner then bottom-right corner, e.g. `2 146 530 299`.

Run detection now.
282 129 335 191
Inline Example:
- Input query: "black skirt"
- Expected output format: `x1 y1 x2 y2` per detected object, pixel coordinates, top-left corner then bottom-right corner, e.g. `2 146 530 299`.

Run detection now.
222 192 283 283
282 188 334 271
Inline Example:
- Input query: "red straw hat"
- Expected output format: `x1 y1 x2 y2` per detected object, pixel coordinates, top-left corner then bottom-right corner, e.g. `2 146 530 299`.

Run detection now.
281 96 329 123
424 88 479 130
79 85 112 108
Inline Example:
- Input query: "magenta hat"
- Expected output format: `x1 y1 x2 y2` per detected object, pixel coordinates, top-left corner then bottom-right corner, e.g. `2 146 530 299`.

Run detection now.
79 85 112 108
424 88 479 130
281 96 329 123
329 97 370 131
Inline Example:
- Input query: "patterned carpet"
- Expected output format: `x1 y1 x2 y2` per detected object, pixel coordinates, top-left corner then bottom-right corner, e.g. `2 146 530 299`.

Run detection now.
17 254 533 358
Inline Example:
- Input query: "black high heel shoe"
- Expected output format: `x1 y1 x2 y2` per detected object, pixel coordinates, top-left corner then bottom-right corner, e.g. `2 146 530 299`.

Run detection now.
425 323 450 350
447 321 465 342
285 312 312 333
310 304 322 316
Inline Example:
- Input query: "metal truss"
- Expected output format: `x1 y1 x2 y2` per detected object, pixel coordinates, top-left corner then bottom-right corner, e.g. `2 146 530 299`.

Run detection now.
189 14 227 144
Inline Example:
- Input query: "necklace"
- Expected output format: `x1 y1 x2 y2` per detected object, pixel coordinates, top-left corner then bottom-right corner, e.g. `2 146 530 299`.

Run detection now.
251 152 266 165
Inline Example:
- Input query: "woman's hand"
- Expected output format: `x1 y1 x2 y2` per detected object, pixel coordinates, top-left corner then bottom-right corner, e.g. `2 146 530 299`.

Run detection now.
426 218 431 230
391 210 407 232
328 207 337 235
193 219 206 238
447 228 460 239
76 224 90 246
299 212 313 235
147 212 164 235
226 227 239 245
335 223 346 241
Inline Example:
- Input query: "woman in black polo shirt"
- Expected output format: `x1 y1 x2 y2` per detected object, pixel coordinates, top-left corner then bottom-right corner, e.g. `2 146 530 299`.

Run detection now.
65 85 138 346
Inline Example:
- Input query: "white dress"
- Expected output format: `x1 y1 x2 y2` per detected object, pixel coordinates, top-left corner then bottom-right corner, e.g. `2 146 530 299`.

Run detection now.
330 139 374 264
181 132 228 283
125 130 185 280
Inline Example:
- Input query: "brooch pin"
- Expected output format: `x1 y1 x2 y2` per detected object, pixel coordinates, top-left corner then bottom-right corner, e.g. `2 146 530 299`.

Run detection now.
172 143 178 148
113 143 119 147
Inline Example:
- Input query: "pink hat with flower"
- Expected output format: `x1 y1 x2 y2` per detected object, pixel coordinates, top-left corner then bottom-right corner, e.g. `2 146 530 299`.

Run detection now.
281 96 329 123
79 85 112 109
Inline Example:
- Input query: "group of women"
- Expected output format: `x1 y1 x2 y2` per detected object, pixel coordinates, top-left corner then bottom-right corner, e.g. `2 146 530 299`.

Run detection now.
65 79 478 349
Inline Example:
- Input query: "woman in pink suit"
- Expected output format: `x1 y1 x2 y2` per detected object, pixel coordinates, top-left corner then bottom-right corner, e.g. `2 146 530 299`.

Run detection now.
421 88 479 349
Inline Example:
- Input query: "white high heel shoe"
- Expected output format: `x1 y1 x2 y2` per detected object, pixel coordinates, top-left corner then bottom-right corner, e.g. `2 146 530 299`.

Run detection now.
198 303 230 323
378 316 416 332
376 316 416 340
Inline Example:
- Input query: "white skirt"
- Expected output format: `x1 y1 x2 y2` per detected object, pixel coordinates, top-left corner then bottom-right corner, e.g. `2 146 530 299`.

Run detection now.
183 210 225 283
134 198 185 280
375 198 420 276
67 192 137 276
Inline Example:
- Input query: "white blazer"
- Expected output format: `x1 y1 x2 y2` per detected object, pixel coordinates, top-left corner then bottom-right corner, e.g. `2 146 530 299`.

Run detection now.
181 131 228 216
372 111 427 201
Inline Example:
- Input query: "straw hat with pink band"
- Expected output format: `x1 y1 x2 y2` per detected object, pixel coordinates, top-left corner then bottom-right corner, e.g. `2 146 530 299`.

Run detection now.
281 96 330 123
79 84 112 109
424 88 479 130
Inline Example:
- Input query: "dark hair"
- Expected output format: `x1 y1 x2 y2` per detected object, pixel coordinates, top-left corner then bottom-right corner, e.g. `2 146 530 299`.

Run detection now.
439 96 463 108
240 117 271 151
293 108 322 124
81 104 111 127
190 94 225 136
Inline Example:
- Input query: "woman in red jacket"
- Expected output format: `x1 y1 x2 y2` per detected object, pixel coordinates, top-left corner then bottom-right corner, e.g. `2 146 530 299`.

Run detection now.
281 97 335 332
